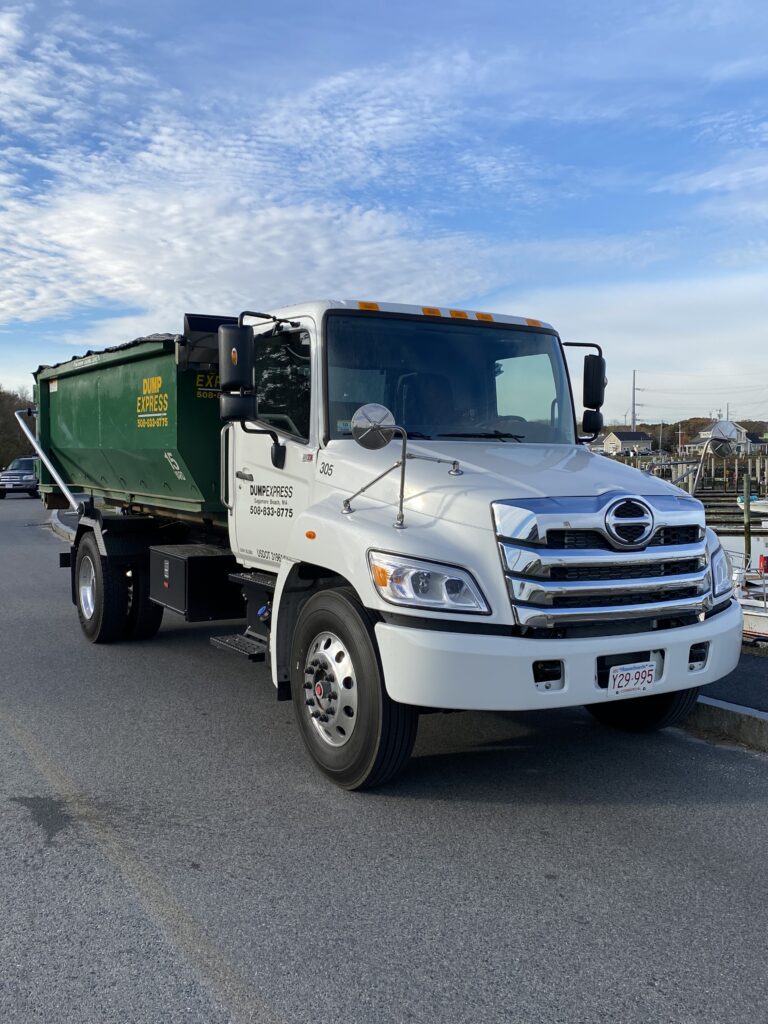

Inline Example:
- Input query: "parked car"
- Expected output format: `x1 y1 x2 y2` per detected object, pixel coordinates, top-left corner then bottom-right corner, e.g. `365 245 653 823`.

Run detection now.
0 456 39 498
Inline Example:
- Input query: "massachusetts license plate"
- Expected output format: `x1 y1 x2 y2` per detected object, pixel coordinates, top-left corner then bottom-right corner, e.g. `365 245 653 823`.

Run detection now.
608 660 656 694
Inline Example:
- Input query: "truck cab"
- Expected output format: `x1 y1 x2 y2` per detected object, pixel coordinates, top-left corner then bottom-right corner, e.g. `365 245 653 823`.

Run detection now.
216 300 741 786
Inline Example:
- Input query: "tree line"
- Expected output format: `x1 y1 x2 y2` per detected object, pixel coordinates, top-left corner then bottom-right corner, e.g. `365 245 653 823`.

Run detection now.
0 385 34 469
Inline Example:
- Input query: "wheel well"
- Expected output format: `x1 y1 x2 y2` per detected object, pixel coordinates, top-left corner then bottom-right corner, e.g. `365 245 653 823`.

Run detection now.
273 562 364 696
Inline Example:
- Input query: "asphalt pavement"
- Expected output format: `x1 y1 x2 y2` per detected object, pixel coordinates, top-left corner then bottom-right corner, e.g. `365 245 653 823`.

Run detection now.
2 494 768 1024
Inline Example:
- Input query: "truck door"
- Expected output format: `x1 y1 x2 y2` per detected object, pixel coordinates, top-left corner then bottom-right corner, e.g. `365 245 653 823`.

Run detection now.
231 325 315 570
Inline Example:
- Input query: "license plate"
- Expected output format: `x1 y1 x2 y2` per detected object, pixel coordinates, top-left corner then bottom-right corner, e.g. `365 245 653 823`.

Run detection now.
608 660 656 694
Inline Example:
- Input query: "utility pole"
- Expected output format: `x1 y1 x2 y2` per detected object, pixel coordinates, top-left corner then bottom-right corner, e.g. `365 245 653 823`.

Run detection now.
726 402 730 421
631 370 636 432
678 423 683 453
658 420 663 452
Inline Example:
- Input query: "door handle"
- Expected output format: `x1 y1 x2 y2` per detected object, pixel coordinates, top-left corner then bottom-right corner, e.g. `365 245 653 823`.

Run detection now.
236 470 254 481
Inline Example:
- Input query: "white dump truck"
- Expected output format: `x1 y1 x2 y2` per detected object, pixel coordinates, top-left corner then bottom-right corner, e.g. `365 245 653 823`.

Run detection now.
25 300 742 788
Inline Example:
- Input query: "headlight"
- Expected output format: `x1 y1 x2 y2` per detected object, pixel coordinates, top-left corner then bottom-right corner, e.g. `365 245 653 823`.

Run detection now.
367 551 490 614
22 475 36 481
706 528 732 599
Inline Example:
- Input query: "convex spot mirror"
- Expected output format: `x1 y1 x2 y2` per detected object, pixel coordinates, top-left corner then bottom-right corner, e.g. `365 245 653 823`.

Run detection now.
710 437 736 458
351 404 396 450
583 354 607 410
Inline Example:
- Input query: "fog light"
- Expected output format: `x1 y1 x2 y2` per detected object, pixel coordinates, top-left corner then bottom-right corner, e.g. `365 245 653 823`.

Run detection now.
688 642 709 671
532 660 564 691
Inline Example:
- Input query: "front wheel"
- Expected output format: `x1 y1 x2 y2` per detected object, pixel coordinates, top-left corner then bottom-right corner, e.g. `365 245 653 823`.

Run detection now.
75 533 129 643
290 588 418 790
585 686 701 733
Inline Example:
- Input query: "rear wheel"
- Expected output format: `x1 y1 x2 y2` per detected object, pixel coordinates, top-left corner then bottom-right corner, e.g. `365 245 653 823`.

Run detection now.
0 491 5 499
125 562 164 640
75 533 129 643
585 686 701 732
290 588 418 790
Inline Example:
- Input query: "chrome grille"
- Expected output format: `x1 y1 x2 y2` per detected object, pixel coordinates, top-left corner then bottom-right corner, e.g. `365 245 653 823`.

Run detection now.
493 495 711 630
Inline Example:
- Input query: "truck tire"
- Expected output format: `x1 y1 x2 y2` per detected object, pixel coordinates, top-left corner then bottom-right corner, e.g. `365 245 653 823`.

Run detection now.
0 491 5 499
75 533 129 644
290 588 418 790
125 563 164 640
585 686 701 733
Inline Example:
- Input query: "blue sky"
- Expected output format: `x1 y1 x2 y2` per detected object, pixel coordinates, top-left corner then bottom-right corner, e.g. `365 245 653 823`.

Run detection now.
1 0 767 423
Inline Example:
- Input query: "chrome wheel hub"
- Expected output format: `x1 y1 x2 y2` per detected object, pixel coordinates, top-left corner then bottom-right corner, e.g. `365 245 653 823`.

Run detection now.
78 555 96 620
302 631 358 747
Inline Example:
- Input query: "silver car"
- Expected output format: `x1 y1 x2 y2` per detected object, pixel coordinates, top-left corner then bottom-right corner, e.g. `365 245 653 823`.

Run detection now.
0 456 39 499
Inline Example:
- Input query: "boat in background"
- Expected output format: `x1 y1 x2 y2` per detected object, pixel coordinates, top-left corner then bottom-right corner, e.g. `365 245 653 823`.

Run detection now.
736 495 768 515
733 553 768 644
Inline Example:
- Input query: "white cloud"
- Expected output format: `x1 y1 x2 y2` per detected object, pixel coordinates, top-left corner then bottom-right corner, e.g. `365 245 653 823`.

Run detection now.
497 271 768 421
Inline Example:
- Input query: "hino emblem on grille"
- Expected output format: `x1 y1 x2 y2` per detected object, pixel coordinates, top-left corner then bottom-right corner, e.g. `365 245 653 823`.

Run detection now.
604 498 654 547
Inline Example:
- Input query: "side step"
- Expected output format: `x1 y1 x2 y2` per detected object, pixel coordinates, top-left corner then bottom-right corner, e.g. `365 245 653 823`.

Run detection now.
210 630 268 662
229 571 276 590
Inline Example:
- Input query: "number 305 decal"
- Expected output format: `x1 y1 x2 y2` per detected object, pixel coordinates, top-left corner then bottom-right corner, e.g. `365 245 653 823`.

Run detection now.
319 462 334 477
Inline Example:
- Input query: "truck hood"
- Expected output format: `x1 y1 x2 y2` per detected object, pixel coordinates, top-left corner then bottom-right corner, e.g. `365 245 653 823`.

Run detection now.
325 440 688 528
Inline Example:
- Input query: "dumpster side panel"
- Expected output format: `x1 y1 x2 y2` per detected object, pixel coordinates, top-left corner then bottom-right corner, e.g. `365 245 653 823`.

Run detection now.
36 341 225 522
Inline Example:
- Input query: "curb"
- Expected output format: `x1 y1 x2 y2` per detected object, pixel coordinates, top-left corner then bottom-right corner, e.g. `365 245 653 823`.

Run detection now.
685 695 768 754
50 511 76 543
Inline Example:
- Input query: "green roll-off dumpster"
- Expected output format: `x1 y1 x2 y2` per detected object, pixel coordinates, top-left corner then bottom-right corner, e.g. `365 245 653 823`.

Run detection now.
34 316 234 525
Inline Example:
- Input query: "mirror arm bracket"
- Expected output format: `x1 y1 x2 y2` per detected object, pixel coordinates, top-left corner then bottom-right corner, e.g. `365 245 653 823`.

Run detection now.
563 341 603 357
342 427 409 528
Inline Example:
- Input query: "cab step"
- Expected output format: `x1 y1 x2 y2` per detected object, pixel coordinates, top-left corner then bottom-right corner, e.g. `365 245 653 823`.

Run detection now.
228 571 277 590
210 630 268 662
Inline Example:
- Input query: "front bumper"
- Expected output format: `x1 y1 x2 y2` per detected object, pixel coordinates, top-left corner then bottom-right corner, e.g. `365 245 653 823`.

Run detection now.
375 599 743 710
0 481 35 490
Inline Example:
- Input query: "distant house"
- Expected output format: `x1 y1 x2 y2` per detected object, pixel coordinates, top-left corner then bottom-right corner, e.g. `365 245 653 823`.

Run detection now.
602 430 653 455
684 420 768 455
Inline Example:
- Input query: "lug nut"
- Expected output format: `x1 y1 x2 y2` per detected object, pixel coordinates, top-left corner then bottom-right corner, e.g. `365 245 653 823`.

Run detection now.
328 692 337 700
305 698 315 706
310 711 321 719
326 707 335 717
319 714 329 723
303 682 312 689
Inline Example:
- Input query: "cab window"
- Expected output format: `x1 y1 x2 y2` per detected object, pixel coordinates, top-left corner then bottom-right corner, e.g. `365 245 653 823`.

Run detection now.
254 330 312 442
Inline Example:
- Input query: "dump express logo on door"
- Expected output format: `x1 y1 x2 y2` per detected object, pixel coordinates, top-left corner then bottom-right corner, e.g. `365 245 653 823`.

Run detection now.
136 376 169 429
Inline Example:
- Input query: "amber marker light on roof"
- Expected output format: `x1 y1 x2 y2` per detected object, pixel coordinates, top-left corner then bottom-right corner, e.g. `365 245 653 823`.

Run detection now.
476 312 494 321
450 310 468 319
305 530 316 540
422 306 441 316
526 318 542 327
357 301 380 310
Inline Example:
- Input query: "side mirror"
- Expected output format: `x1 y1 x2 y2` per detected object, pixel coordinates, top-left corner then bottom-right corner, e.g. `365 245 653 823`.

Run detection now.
219 393 258 422
582 409 603 437
219 323 256 423
218 323 254 391
583 354 606 410
351 404 397 450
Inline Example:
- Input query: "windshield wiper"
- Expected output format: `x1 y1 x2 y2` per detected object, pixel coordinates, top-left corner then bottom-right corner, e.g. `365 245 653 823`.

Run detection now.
437 431 524 442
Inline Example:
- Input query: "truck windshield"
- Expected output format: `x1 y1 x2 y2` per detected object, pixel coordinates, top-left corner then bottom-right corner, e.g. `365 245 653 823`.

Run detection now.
326 314 575 444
